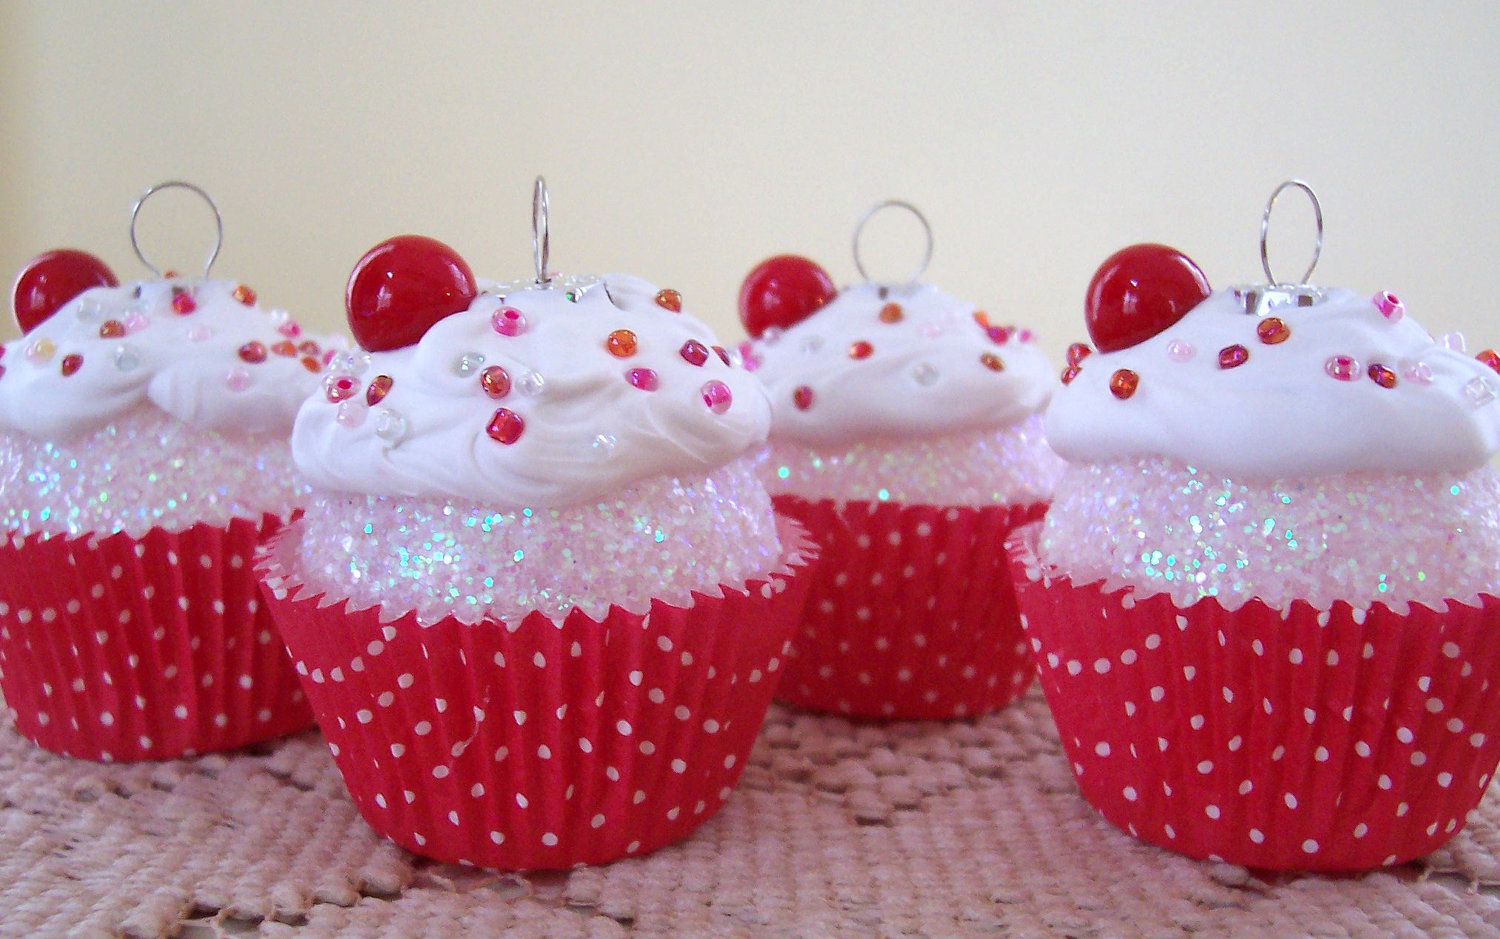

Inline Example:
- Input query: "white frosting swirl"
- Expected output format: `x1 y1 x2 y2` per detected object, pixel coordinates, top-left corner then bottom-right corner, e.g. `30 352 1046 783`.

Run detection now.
747 282 1054 444
0 279 327 440
292 275 772 507
1046 288 1500 477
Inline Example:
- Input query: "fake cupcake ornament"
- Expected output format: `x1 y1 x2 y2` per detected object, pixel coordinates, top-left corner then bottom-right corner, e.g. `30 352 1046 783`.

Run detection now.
740 201 1062 720
258 179 816 869
0 181 325 761
1009 180 1500 870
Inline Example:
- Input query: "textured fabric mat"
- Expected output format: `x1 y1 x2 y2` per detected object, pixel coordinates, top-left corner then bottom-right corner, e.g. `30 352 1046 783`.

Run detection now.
1 687 1498 937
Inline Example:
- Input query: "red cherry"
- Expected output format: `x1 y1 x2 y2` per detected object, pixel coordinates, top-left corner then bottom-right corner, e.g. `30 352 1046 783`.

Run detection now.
11 249 118 333
346 235 477 352
738 254 836 338
1084 243 1210 353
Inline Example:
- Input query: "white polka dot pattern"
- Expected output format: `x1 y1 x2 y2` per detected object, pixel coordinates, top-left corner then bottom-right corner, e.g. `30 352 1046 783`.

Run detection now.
774 496 1044 720
1008 522 1500 871
258 516 817 869
0 515 312 761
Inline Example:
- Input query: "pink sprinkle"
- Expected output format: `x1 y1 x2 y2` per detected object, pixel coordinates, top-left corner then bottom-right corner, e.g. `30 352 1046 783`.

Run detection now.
737 341 761 372
277 320 303 338
185 324 211 342
701 379 732 414
1166 339 1196 362
491 307 527 337
336 401 366 428
985 325 1012 344
1402 361 1434 385
1372 291 1404 322
123 312 150 334
626 367 660 391
1324 354 1360 381
225 367 252 392
1017 329 1034 343
324 374 358 402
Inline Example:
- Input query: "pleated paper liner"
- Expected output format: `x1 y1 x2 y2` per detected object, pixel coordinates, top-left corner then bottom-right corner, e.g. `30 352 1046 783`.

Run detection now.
771 495 1046 720
257 515 817 870
0 515 314 762
1006 521 1500 872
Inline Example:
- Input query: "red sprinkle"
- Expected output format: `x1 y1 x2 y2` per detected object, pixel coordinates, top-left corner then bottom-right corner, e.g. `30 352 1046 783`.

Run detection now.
60 354 83 377
878 303 903 323
1066 342 1093 366
655 288 682 312
1368 363 1398 389
1109 368 1139 399
793 385 814 410
1257 317 1290 345
1218 344 1249 369
1477 349 1500 375
238 342 267 364
171 289 197 315
232 284 257 305
486 408 524 444
626 367 660 391
980 352 1005 372
271 340 297 357
679 340 709 366
299 356 321 373
480 366 511 399
712 345 732 366
1060 364 1080 385
849 340 874 360
99 320 126 339
366 374 393 405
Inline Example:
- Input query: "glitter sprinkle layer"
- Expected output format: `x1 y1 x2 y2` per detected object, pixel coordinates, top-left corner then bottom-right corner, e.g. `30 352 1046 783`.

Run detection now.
1038 457 1500 614
290 455 780 626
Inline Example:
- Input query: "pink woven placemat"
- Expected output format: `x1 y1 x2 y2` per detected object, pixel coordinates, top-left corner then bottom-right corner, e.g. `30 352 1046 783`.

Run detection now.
1 687 1497 937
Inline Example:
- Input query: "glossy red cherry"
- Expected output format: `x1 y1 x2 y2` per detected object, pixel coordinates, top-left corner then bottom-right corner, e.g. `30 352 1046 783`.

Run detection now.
738 254 836 338
1084 243 1210 353
11 249 118 333
346 235 477 352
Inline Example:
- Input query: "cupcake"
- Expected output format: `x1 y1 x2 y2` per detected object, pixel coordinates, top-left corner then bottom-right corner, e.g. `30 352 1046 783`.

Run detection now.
1010 202 1500 870
0 183 324 761
738 203 1062 720
257 215 815 869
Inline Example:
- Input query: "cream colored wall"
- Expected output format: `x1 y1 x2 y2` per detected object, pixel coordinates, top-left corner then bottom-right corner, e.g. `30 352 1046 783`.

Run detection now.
4 1 1500 375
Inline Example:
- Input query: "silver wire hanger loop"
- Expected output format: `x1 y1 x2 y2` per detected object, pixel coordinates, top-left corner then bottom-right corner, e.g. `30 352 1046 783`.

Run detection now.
1260 179 1323 287
129 180 224 278
853 199 934 286
533 176 551 287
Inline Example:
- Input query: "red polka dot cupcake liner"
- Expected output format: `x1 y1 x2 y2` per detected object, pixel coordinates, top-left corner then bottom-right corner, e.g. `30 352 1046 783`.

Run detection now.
256 516 817 870
0 515 314 762
1007 521 1500 871
772 496 1046 720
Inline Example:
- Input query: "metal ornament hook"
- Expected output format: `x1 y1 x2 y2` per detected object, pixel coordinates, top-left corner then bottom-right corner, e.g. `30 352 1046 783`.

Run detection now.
129 180 224 278
853 200 934 287
1260 178 1323 287
533 176 551 287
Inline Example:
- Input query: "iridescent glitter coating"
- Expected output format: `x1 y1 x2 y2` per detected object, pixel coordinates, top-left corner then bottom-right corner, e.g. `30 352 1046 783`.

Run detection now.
763 413 1062 507
289 456 779 625
1038 458 1500 614
0 406 310 538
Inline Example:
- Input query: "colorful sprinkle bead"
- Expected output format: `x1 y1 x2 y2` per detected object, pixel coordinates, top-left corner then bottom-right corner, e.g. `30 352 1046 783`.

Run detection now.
60 354 83 377
1166 339 1195 362
298 340 321 356
972 310 991 328
701 380 732 414
480 366 511 399
1465 377 1497 407
1477 349 1500 376
123 311 150 334
1218 344 1249 369
278 320 302 339
452 352 486 377
113 345 141 372
324 374 358 403
1402 361 1434 385
1066 343 1093 366
679 340 709 366
238 341 267 364
626 367 660 391
225 367 252 392
299 356 321 373
980 352 1005 372
486 408 525 444
1060 364 1080 385
1109 368 1139 399
1442 332 1467 353
1373 291 1404 321
793 385 814 410
186 324 211 342
606 329 638 357
736 341 760 372
713 345 732 366
336 400 365 427
986 326 1012 345
878 303 903 323
1325 354 1360 381
1367 363 1398 389
272 340 297 357
849 341 874 360
373 408 408 443
98 320 125 339
655 289 682 312
232 284 257 306
492 307 527 337
25 338 55 364
1256 317 1290 344
170 289 197 315
366 374 393 405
